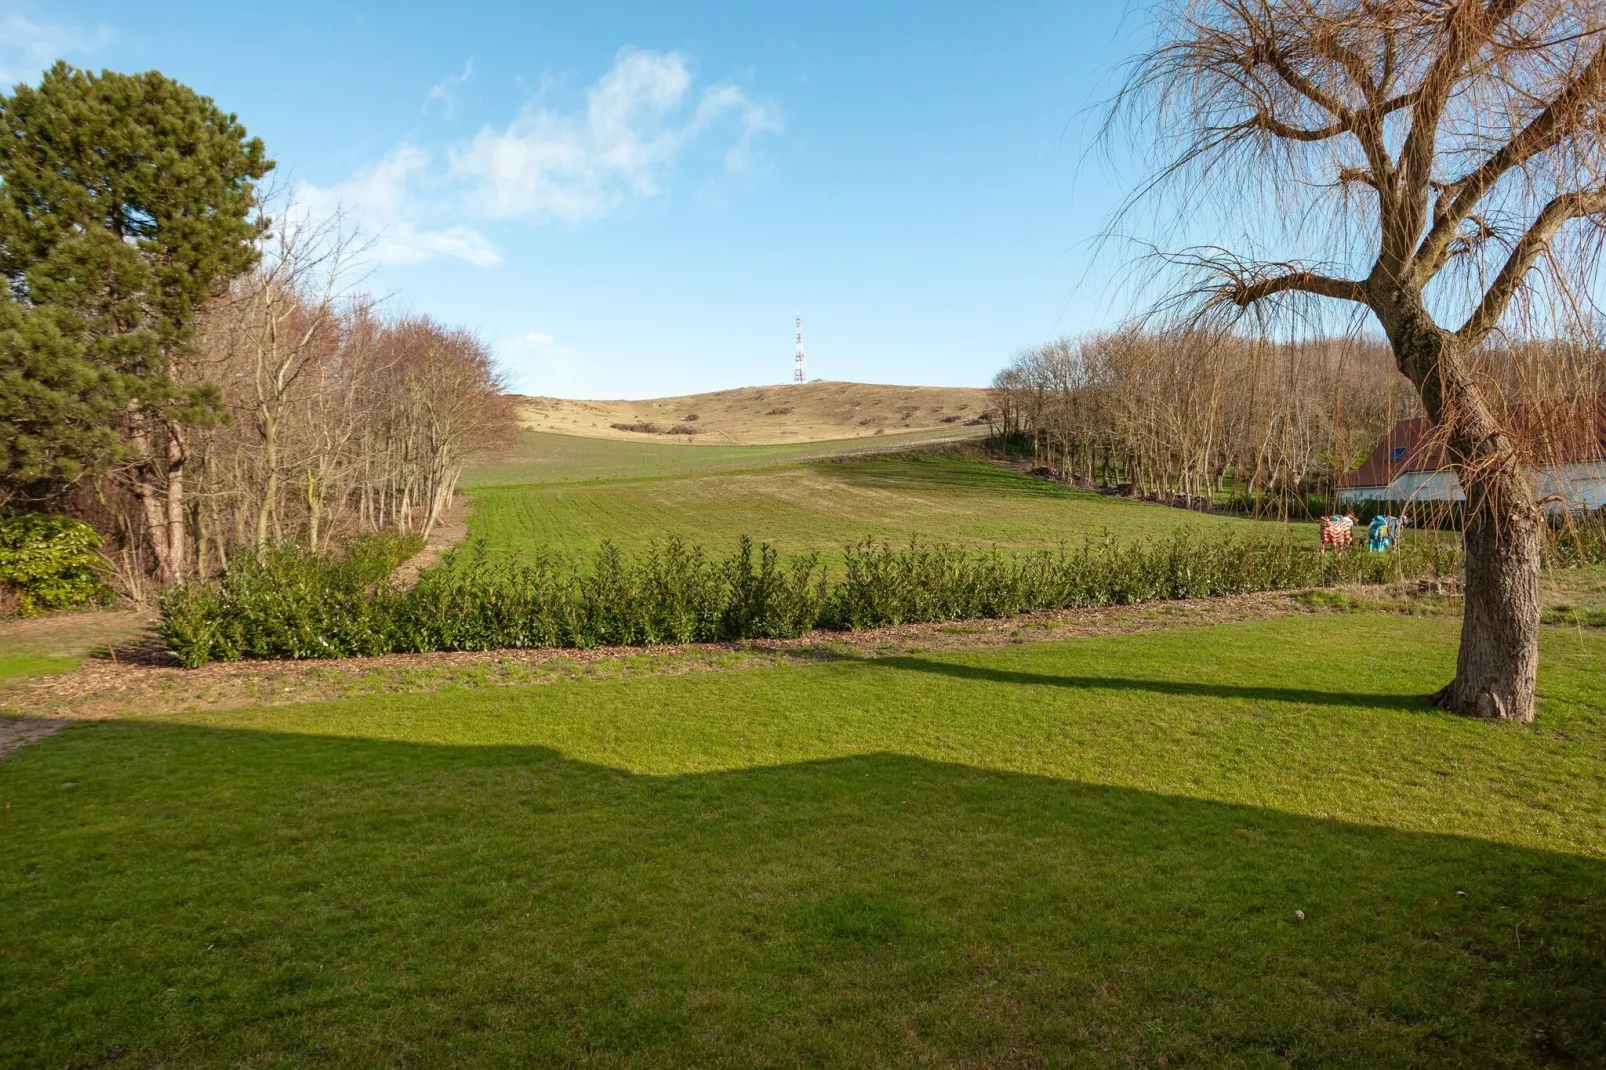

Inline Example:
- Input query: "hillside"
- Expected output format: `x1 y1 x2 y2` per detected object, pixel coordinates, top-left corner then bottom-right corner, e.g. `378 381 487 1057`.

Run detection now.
513 381 992 445
464 444 1281 558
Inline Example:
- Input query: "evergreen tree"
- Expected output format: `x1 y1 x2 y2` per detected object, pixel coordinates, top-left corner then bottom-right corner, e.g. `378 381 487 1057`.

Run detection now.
0 298 128 502
0 62 272 581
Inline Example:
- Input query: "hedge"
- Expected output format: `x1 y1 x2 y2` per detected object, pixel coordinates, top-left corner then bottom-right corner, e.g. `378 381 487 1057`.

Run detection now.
160 530 1458 668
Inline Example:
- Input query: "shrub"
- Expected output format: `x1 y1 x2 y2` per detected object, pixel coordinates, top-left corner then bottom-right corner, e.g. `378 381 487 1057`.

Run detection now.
1546 510 1606 569
720 537 826 640
160 528 1458 666
820 530 1454 629
159 532 421 667
0 510 113 615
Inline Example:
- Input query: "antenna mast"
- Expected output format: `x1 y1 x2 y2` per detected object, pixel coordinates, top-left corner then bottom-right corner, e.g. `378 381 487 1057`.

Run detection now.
794 313 806 384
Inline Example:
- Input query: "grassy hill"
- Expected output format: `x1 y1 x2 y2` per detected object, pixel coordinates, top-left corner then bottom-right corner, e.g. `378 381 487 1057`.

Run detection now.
461 432 1291 559
514 380 992 446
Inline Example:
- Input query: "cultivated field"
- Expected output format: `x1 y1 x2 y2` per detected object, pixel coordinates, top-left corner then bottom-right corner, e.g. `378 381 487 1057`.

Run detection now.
463 432 1283 558
514 381 992 445
3 433 1605 1067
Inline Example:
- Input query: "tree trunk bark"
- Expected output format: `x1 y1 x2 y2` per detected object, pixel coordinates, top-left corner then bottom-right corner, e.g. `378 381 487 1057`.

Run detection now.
127 401 177 586
165 423 188 580
256 406 278 547
1433 467 1542 722
1377 294 1541 722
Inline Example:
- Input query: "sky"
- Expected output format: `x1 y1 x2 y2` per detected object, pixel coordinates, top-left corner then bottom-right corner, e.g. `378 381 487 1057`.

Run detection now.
5 1 1150 398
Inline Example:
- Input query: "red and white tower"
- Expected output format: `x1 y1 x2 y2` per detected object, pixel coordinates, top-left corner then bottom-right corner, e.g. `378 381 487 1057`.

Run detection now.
794 313 806 383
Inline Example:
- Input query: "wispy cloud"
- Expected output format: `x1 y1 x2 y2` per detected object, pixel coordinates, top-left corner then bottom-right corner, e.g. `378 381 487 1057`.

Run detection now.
295 146 502 268
299 48 780 268
452 48 780 223
424 58 473 116
0 10 113 85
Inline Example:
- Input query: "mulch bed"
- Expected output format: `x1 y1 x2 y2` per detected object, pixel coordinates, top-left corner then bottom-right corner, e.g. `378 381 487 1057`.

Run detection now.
0 590 1323 735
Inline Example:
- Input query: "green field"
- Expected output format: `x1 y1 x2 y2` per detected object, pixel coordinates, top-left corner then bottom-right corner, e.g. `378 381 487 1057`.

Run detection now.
462 432 1289 558
4 614 1604 1066
462 428 988 486
4 432 1603 1066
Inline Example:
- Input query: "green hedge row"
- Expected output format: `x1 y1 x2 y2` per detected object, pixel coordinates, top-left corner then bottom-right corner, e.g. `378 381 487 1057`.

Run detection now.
159 530 1458 667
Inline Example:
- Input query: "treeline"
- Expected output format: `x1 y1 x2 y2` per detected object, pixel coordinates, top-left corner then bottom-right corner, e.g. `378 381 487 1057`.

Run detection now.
989 332 1418 513
989 330 1604 515
0 64 514 601
160 218 513 598
160 532 1458 667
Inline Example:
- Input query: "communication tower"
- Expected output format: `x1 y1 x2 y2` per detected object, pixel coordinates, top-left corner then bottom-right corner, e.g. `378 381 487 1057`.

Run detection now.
794 313 806 383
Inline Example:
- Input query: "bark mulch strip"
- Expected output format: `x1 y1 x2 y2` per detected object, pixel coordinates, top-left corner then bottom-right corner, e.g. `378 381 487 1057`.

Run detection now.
0 590 1341 732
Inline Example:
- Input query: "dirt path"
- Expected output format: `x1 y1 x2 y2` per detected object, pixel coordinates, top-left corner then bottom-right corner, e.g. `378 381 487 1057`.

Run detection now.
0 716 70 760
392 492 470 586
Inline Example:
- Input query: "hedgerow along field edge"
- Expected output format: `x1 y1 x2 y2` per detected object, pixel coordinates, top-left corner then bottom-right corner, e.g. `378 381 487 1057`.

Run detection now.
3 614 1604 1067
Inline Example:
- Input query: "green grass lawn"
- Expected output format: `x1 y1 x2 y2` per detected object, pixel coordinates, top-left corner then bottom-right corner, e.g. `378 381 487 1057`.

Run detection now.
0 608 154 683
4 613 1604 1067
0 655 77 681
463 438 1290 558
462 428 987 487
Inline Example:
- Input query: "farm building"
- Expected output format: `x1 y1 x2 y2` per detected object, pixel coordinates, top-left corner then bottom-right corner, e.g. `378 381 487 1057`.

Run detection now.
1338 400 1606 513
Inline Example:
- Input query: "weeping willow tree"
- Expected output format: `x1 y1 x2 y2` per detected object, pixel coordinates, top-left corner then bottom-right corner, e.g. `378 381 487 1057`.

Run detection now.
1105 0 1606 722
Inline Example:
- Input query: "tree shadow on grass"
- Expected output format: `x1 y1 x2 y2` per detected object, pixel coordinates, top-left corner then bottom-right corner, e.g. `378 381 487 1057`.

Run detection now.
869 654 1432 712
2 721 1601 1067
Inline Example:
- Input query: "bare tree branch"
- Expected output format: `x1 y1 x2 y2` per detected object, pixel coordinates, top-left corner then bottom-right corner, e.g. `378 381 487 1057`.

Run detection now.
1416 38 1606 282
1389 0 1528 269
1458 188 1606 342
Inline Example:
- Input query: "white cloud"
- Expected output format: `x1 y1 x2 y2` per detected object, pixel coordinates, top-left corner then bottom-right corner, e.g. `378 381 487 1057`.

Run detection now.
523 332 555 344
451 47 781 222
297 48 780 268
424 59 473 116
295 147 501 268
0 11 113 85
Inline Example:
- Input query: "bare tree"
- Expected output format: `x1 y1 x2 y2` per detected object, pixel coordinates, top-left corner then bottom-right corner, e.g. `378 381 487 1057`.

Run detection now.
1108 0 1606 722
992 331 1416 511
201 202 366 549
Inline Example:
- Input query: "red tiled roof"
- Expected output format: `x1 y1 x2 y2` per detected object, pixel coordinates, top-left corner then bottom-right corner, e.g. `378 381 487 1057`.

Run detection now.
1340 398 1606 489
1340 418 1444 489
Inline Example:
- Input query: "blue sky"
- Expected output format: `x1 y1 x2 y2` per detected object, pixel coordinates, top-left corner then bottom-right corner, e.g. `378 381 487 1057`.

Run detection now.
6 1 1146 398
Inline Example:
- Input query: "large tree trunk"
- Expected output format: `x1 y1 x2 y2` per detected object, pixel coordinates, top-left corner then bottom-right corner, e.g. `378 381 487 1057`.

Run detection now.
1379 297 1542 722
1434 460 1543 722
127 401 178 586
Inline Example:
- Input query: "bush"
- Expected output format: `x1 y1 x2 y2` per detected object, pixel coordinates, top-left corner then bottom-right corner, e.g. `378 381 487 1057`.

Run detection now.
0 510 112 615
159 532 421 666
160 528 1457 667
821 530 1455 629
1547 510 1606 569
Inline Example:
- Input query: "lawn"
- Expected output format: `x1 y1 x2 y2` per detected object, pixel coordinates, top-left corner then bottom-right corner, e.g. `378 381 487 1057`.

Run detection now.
462 437 1288 558
0 609 152 682
4 612 1604 1067
462 428 985 487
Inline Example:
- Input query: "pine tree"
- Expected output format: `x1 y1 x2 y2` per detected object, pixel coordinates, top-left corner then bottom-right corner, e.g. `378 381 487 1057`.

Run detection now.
0 298 128 502
0 62 272 581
